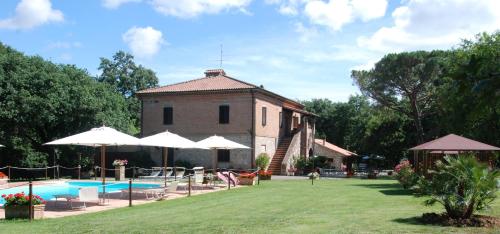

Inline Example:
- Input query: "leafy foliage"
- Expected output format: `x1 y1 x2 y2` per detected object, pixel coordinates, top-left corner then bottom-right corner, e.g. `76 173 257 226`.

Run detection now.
352 51 447 143
98 51 159 134
394 160 419 189
255 153 270 170
303 96 411 167
0 43 135 167
416 155 499 219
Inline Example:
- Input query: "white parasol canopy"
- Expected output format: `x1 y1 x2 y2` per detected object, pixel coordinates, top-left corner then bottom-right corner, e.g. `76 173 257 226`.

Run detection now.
44 126 140 202
139 130 204 187
139 130 199 149
0 144 4 147
196 135 250 173
196 135 250 149
45 126 140 147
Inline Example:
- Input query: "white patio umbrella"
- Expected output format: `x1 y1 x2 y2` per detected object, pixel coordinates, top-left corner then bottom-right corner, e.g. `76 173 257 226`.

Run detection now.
0 144 4 147
139 130 203 186
196 135 250 173
44 126 140 197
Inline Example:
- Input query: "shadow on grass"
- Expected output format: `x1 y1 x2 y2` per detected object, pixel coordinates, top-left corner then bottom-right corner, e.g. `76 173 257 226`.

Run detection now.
352 183 413 196
392 216 423 226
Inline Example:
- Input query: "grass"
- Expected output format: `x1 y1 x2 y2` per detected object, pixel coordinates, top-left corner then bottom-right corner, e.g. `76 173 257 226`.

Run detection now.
0 178 498 233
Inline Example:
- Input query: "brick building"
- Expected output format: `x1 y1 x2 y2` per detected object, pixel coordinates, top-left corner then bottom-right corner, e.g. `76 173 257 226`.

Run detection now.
136 69 316 174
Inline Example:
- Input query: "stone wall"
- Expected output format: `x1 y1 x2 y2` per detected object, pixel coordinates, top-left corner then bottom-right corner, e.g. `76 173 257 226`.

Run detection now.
255 136 278 162
314 143 344 169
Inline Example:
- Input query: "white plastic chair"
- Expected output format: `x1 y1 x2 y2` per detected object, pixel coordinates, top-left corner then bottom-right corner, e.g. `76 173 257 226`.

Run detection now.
71 187 99 210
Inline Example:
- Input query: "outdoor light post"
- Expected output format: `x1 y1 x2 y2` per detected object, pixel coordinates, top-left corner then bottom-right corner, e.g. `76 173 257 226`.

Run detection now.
312 155 317 186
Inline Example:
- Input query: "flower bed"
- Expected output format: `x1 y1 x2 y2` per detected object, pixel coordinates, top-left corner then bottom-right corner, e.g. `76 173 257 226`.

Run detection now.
258 170 272 180
238 173 256 185
2 192 46 219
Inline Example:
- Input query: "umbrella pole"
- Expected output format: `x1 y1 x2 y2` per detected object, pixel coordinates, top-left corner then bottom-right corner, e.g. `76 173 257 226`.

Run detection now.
213 149 217 175
163 147 168 188
101 145 106 204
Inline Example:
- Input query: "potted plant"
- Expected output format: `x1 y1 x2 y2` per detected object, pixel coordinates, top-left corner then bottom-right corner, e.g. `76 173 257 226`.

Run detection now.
346 170 354 178
255 153 270 171
287 167 297 176
238 173 256 185
258 170 272 180
2 192 46 219
112 159 128 181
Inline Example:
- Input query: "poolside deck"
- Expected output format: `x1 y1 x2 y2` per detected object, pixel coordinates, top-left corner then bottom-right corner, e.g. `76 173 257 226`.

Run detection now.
0 179 237 219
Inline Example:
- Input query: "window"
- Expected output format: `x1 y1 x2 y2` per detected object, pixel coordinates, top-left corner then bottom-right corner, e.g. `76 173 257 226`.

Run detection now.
163 107 173 125
262 107 267 126
292 116 299 129
217 149 230 162
279 111 283 128
219 105 230 124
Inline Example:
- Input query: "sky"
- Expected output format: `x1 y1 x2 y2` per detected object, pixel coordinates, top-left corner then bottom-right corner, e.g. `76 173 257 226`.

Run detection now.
0 0 499 102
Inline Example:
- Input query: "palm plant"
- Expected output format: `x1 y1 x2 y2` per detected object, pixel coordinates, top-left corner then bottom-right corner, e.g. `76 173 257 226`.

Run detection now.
418 155 499 219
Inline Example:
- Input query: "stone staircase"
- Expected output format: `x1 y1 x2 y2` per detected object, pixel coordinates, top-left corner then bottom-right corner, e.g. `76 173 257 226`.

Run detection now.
268 137 292 175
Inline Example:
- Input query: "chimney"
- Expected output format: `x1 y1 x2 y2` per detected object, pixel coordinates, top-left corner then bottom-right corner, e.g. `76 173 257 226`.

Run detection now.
205 69 226 77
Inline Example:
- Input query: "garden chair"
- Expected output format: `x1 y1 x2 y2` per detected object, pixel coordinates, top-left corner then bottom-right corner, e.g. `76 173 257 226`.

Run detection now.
70 187 99 210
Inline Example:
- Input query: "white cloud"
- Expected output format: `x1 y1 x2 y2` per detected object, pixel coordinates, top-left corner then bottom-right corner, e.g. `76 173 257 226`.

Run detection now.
265 0 307 16
304 0 387 31
122 26 165 58
0 0 63 30
351 59 377 71
102 0 141 9
59 53 72 61
148 0 252 18
358 0 500 52
46 41 82 50
294 22 319 42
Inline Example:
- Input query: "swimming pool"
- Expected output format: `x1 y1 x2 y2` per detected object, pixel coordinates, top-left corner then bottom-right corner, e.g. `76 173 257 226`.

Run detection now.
0 181 160 205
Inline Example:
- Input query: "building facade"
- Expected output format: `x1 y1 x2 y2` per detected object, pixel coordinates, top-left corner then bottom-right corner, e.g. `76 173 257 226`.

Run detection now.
137 69 316 174
314 139 357 170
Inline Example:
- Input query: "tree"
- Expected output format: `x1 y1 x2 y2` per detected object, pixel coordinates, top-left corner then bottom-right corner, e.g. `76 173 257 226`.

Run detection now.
0 43 134 167
352 51 446 143
98 51 159 132
439 32 500 146
303 96 411 167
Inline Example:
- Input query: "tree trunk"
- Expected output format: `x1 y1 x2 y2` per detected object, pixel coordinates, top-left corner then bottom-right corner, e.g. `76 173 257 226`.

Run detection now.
410 97 425 144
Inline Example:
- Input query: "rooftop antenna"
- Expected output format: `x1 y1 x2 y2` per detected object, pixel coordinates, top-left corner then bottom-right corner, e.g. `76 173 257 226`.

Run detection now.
219 44 223 68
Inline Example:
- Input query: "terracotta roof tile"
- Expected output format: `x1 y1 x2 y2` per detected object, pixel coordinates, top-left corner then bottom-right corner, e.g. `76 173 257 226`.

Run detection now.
137 74 256 94
409 134 500 151
315 139 357 156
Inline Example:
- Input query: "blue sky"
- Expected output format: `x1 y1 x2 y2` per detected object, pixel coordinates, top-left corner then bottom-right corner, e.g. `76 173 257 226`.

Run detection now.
0 0 498 101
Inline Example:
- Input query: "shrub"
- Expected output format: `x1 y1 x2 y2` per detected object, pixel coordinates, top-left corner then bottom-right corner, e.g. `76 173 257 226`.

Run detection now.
294 156 311 171
394 160 418 189
2 192 45 207
256 153 270 170
416 155 499 219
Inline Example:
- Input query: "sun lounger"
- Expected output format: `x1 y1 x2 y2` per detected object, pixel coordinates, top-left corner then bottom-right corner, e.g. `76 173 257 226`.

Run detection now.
167 167 186 180
217 172 238 186
139 167 173 179
70 187 99 210
121 188 158 199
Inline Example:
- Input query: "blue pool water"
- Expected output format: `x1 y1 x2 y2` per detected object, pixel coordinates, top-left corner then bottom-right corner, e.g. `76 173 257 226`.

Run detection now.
0 181 160 205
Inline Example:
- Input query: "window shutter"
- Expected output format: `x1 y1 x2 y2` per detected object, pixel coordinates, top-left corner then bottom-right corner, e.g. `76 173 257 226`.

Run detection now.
163 107 173 125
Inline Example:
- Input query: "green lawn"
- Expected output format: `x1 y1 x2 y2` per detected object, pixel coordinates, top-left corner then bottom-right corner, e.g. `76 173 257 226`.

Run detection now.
0 178 498 233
